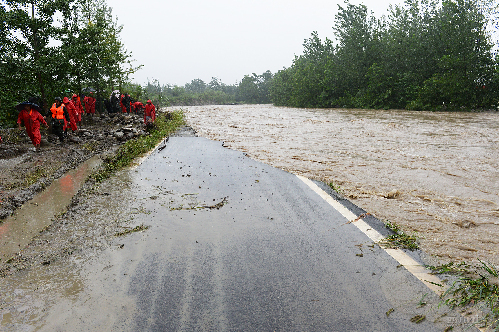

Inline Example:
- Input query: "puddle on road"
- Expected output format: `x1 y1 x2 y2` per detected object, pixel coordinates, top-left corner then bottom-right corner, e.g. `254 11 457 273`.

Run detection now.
0 155 102 262
0 169 139 331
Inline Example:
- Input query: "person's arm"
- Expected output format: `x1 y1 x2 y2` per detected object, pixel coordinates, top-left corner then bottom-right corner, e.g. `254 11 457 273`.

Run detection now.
17 111 23 129
63 106 70 122
38 112 49 128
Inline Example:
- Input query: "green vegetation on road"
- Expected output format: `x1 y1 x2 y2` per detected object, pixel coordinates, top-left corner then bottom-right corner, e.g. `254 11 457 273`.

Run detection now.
91 110 184 183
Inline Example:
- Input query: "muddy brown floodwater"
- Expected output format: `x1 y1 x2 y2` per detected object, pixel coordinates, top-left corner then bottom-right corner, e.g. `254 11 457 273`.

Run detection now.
177 104 499 266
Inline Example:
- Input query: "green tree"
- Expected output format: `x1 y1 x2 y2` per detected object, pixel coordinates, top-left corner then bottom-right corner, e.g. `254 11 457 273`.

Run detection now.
269 0 499 111
185 78 206 94
237 71 274 104
414 0 497 110
1 0 77 117
62 0 139 110
0 0 140 126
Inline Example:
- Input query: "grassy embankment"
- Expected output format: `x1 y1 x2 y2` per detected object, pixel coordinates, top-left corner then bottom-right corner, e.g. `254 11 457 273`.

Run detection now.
92 110 184 183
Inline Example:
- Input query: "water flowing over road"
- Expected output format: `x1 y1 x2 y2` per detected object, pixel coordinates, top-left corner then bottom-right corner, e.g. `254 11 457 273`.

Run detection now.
180 105 499 265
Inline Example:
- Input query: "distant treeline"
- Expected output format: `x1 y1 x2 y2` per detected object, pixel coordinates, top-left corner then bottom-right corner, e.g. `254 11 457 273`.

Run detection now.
3 0 497 129
125 71 274 108
270 0 499 111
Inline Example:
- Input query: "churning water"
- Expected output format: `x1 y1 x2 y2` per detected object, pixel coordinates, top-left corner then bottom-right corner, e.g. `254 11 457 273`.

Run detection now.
180 104 499 265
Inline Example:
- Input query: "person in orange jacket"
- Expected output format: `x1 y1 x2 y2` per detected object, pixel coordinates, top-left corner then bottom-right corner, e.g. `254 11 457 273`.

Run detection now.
63 97 78 132
133 101 145 113
144 100 156 127
120 94 127 113
50 97 70 143
16 101 49 151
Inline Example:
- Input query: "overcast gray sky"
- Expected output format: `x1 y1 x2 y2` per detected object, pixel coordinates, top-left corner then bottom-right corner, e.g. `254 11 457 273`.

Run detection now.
106 0 407 87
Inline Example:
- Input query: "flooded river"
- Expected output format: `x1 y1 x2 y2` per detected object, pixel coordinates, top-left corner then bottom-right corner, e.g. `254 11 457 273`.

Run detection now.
179 104 499 265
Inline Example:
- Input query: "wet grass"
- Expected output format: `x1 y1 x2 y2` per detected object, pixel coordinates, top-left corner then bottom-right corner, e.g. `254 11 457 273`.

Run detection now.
91 111 184 183
5 166 49 190
379 221 419 251
328 182 343 194
426 260 499 330
81 141 100 152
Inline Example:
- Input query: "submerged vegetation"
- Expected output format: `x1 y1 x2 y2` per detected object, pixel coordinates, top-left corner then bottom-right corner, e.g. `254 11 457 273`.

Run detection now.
380 221 419 250
427 261 499 330
114 224 150 237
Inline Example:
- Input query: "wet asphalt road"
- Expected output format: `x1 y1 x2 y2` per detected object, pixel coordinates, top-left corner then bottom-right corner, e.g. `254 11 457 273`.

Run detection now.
41 136 459 331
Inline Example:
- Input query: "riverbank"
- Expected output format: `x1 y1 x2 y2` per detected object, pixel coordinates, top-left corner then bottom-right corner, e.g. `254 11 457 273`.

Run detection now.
0 112 185 276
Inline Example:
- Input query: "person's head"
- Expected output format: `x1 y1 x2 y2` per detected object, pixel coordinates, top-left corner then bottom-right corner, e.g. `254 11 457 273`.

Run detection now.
24 104 31 111
54 97 62 106
147 100 152 104
28 96 40 106
72 94 77 99
63 97 69 104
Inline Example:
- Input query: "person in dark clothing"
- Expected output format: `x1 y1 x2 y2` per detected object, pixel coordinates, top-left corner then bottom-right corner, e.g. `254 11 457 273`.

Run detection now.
50 97 70 143
104 99 112 113
124 94 131 113
110 93 119 113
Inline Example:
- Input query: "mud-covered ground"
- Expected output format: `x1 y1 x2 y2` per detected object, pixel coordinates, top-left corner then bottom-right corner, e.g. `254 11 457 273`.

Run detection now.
0 112 149 220
0 120 194 279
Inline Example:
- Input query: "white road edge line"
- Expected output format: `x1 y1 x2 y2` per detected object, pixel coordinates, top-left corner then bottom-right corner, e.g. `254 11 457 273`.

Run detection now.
132 138 168 169
296 175 445 295
298 175 489 331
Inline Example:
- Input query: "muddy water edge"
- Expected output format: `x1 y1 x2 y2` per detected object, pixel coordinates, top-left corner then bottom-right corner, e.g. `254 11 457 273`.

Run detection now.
0 156 102 262
179 104 499 266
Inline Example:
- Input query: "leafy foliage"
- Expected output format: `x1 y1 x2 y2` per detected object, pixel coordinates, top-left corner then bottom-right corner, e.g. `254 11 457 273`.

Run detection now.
236 71 273 104
380 221 419 250
136 72 274 107
0 0 139 127
270 0 499 111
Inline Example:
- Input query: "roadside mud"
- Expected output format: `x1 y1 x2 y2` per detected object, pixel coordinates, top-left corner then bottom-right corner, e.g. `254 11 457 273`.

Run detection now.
180 104 499 266
0 125 193 330
0 113 149 221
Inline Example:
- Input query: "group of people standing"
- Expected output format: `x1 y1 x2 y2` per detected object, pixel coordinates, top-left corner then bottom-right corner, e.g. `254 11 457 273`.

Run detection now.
13 92 155 152
107 92 156 126
45 93 97 143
